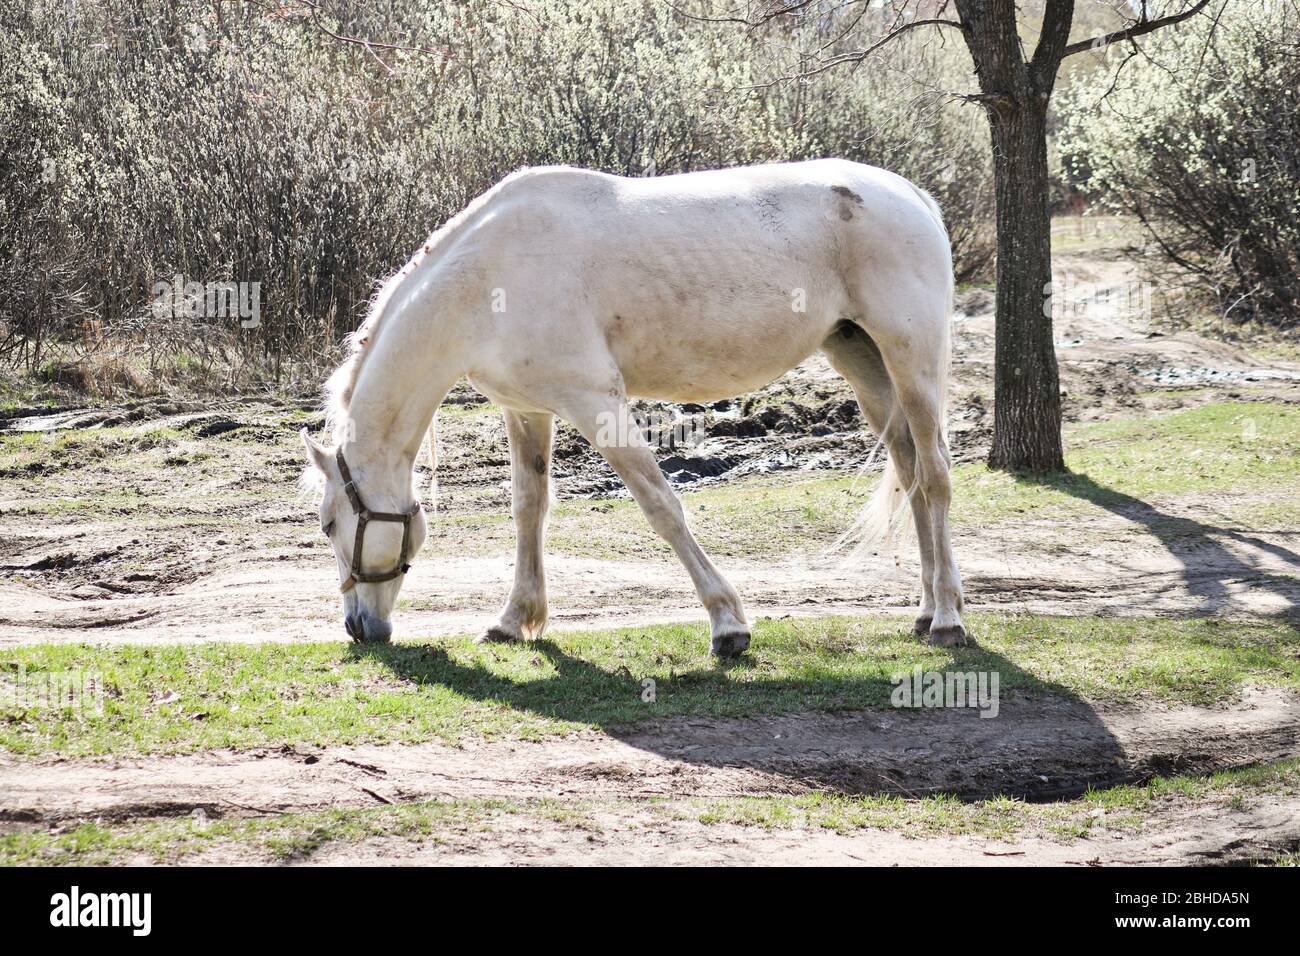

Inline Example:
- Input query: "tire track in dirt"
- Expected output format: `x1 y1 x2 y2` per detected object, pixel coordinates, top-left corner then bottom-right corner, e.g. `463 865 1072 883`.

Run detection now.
2 512 1298 645
3 688 1296 825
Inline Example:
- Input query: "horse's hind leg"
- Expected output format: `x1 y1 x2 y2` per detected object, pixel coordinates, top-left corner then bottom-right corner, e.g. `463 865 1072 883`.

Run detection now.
481 410 553 643
877 334 967 648
821 323 938 636
560 393 750 657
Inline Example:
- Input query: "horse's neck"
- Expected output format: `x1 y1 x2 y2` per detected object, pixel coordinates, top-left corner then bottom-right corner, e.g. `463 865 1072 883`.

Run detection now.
344 285 464 486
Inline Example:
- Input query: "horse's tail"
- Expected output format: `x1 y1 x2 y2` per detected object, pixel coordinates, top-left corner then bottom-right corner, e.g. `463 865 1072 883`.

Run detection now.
832 419 918 562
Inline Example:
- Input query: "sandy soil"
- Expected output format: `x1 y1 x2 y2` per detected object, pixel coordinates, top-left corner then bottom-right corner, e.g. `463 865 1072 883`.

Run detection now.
296 796 1300 867
1 526 1297 647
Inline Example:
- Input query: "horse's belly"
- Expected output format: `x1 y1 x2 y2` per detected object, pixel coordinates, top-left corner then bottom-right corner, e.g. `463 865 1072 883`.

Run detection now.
614 306 836 403
595 223 849 403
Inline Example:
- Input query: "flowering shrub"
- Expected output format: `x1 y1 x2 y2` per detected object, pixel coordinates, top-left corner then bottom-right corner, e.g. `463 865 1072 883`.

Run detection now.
1059 2 1299 326
1 0 993 388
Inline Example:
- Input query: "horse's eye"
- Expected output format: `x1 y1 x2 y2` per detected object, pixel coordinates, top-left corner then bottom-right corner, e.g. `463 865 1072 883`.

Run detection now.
322 521 335 537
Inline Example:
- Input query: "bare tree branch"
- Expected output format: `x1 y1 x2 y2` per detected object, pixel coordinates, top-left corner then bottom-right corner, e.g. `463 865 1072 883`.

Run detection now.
1062 0 1213 59
663 0 821 28
744 15 967 88
238 0 457 62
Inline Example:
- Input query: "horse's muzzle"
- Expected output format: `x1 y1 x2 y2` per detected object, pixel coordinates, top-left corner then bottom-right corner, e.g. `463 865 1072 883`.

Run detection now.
345 611 392 644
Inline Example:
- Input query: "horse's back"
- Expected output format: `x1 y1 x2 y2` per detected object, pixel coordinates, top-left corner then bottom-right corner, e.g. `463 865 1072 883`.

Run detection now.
485 159 941 235
460 161 951 404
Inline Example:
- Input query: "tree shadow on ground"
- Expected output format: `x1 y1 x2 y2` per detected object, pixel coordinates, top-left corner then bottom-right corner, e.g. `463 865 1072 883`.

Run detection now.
350 635 1128 801
1015 470 1300 618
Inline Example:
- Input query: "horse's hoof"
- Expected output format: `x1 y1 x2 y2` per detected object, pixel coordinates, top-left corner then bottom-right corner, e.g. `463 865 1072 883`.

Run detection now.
928 625 968 648
477 626 520 645
913 616 933 637
711 631 751 657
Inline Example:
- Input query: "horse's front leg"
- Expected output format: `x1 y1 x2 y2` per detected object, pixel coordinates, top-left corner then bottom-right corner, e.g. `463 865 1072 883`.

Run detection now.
564 396 751 657
480 410 553 643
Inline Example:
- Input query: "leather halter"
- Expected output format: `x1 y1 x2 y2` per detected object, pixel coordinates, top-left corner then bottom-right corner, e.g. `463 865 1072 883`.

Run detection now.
335 448 420 594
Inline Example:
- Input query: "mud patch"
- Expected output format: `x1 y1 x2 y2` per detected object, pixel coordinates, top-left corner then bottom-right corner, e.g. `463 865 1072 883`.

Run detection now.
1 396 316 434
1140 366 1300 387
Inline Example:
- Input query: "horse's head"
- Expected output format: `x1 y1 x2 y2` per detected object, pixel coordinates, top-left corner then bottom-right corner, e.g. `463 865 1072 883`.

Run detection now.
301 429 427 643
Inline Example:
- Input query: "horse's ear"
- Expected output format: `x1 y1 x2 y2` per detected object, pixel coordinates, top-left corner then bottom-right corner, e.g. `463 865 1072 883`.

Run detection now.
300 429 334 476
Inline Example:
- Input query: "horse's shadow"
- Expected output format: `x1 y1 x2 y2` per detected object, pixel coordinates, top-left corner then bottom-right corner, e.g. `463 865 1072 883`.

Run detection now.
1014 470 1300 618
345 472 1300 801
349 634 1129 801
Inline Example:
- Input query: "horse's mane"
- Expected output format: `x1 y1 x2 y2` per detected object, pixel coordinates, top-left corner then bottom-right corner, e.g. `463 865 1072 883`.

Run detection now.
322 273 403 446
321 167 549 447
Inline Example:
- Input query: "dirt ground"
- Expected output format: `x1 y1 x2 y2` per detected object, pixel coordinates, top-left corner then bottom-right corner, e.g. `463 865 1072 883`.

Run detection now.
298 800 1300 867
7 688 1298 818
2 219 1299 865
4 688 1298 865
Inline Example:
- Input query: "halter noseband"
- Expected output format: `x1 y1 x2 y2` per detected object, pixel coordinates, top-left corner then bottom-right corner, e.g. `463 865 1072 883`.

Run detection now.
335 448 420 594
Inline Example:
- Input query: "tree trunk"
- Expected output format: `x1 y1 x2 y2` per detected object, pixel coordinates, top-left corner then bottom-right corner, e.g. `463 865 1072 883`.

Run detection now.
955 0 1069 473
985 99 1065 472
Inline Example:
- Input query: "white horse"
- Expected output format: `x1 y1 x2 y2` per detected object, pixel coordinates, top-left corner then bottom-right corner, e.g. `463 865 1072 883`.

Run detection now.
301 159 965 654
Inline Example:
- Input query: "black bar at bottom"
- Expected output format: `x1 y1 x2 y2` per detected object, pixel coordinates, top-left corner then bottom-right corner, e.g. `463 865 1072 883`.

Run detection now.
0 864 1282 941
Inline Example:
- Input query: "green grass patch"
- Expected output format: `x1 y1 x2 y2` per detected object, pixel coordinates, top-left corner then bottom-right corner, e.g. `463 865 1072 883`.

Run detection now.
430 402 1300 560
1050 215 1143 253
467 475 863 560
0 798 518 866
2 615 1296 757
683 791 1064 841
0 426 193 475
5 401 1292 562
957 402 1300 525
680 758 1300 841
1260 850 1300 867
430 470 915 562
